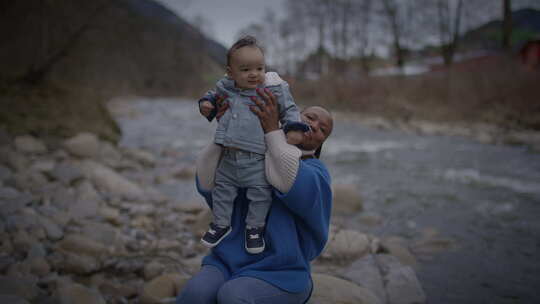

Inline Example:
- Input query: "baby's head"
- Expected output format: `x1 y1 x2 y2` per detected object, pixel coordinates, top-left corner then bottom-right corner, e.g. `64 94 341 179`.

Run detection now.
226 36 266 90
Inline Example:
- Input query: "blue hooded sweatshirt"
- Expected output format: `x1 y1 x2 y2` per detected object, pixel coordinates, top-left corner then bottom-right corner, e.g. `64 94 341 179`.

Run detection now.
197 158 332 295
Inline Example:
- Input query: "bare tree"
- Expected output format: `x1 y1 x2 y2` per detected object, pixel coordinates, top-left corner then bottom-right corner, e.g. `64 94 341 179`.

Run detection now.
437 0 464 65
379 0 411 68
502 0 512 50
352 0 374 73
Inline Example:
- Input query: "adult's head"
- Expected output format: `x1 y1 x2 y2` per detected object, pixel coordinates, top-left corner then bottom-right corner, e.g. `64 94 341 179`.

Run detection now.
226 36 266 90
298 106 333 157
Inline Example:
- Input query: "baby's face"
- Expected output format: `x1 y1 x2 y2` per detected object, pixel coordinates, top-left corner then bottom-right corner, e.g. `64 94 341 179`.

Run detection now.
227 46 266 90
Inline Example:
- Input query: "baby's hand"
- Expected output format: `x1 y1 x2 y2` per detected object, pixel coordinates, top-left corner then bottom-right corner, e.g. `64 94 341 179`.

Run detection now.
286 130 304 145
200 100 215 117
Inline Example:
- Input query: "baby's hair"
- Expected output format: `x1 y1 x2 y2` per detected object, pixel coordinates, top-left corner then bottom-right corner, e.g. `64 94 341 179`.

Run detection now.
227 35 264 66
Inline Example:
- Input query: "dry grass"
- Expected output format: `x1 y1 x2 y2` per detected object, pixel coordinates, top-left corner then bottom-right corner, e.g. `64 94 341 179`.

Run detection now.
292 56 540 130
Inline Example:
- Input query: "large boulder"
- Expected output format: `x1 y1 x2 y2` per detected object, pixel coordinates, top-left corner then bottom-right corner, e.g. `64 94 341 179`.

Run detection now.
344 254 387 303
323 229 370 261
376 254 426 304
139 274 189 304
332 184 364 213
79 160 144 200
57 282 106 304
309 273 381 304
14 135 47 154
64 133 100 158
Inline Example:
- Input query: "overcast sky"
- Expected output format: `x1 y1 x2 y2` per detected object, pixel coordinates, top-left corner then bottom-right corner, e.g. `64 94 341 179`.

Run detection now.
156 0 286 48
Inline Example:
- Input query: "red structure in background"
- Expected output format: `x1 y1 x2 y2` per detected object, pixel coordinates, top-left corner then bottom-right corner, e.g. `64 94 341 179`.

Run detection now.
520 39 540 70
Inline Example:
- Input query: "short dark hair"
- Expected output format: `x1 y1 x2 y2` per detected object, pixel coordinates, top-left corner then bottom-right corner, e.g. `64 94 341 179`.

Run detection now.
227 35 264 66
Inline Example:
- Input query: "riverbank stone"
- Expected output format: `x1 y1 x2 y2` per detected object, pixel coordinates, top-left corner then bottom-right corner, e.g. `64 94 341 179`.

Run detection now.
309 273 381 304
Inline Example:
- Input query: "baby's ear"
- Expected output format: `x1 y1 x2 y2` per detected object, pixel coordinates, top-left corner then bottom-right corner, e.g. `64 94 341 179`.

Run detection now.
225 66 232 77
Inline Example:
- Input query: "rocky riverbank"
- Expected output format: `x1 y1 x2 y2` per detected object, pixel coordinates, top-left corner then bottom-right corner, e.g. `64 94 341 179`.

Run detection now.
0 130 435 303
335 112 540 153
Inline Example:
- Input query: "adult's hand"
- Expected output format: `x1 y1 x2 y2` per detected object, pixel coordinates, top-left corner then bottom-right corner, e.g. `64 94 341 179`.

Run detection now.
215 95 229 121
249 88 279 133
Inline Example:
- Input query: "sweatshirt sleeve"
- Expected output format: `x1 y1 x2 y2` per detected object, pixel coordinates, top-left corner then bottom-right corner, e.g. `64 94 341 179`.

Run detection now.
274 159 332 260
198 90 218 122
274 159 332 229
264 130 302 193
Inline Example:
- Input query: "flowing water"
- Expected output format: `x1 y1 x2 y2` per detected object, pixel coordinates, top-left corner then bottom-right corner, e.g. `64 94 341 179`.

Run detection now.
113 97 540 304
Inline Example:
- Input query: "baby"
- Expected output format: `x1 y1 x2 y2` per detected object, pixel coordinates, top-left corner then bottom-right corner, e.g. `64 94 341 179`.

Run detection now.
198 36 308 254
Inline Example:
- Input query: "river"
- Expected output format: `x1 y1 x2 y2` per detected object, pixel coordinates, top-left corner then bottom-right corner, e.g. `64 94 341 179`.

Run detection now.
112 97 540 304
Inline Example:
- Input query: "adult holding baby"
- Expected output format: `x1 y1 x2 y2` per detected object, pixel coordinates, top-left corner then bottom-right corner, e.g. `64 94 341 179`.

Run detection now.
176 87 334 303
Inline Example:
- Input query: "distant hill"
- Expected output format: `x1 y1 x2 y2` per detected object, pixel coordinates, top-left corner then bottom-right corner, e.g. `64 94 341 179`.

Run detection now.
0 0 227 142
460 8 540 51
0 0 227 96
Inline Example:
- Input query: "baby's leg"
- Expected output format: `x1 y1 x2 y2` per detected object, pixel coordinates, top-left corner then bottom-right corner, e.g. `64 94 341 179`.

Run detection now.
201 152 238 248
245 186 272 228
244 186 272 254
240 152 272 254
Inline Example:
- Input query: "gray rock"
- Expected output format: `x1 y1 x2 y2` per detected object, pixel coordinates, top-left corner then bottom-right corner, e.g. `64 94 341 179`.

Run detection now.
27 257 51 277
375 254 426 304
14 135 47 154
49 162 84 185
0 165 13 182
384 265 426 304
98 206 121 225
344 254 387 304
172 201 205 214
0 275 40 300
79 160 144 200
0 295 30 304
39 215 64 241
4 149 29 171
80 221 121 249
57 282 106 304
57 252 100 275
143 261 165 281
309 273 381 304
0 200 24 218
381 237 417 267
12 170 49 192
68 181 101 219
127 203 155 216
63 133 100 158
123 148 156 167
50 187 77 210
11 230 38 256
5 213 39 233
57 234 108 258
0 128 11 146
332 184 364 213
0 186 20 200
68 199 99 219
30 159 56 173
27 243 47 258
97 141 123 167
323 229 370 261
139 274 189 304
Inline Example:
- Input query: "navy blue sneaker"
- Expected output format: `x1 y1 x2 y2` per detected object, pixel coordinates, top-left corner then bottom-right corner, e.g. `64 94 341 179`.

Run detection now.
245 226 265 254
201 223 231 248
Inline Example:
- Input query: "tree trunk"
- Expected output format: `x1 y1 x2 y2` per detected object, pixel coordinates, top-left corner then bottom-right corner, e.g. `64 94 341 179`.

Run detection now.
502 0 512 50
382 0 405 68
